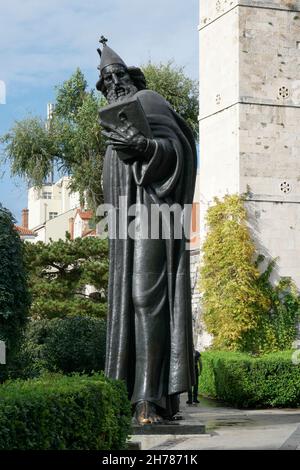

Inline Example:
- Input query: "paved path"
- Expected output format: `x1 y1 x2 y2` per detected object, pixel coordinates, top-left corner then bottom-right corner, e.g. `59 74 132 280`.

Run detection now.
131 396 300 450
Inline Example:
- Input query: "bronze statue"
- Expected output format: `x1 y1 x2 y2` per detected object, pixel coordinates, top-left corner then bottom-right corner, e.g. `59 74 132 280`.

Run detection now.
96 38 197 424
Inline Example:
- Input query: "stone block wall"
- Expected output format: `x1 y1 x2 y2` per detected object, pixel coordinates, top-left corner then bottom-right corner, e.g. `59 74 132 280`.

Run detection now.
239 7 300 105
200 0 300 29
199 0 300 288
246 199 300 284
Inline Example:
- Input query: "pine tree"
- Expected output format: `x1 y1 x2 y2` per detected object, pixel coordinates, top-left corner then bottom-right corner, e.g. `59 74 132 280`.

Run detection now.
24 236 108 319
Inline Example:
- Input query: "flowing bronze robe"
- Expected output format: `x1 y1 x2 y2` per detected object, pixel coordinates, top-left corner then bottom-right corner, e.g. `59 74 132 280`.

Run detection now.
103 89 197 415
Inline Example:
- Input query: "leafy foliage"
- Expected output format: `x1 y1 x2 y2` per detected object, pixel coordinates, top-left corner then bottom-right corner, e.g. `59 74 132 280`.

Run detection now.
199 350 300 408
0 206 30 378
1 64 198 210
255 261 300 353
24 236 108 319
53 70 106 209
200 195 270 352
200 194 299 353
0 117 60 186
1 69 105 210
142 61 199 138
11 316 106 379
0 373 131 450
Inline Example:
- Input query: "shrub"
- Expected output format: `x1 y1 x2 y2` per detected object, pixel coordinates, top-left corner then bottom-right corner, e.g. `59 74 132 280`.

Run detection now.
199 350 300 408
200 194 300 353
255 263 300 353
11 316 106 379
0 206 30 381
200 195 270 352
0 373 131 450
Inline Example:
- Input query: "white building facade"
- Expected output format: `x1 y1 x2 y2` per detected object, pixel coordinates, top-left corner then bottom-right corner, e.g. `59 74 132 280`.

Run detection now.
199 0 300 287
27 176 80 242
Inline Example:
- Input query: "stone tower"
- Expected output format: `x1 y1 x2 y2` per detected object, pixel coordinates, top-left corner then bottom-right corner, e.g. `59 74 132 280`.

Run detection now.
199 0 300 286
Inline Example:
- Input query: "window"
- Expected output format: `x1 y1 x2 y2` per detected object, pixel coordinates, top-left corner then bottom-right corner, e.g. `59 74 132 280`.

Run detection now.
42 192 52 199
49 212 58 220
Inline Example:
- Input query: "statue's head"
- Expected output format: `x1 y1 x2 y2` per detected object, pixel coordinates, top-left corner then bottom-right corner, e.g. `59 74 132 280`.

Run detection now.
96 37 146 103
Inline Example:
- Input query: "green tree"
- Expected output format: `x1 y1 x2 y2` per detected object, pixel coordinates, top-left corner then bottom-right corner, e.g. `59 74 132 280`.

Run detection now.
24 236 108 320
0 206 30 378
1 64 198 209
1 69 105 210
200 194 299 353
142 61 198 138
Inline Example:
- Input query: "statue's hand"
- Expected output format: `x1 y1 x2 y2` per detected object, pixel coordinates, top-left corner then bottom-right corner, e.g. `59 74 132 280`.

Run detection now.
101 120 153 158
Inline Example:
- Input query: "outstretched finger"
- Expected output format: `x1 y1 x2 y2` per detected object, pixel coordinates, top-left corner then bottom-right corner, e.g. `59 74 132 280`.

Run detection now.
101 130 114 139
108 135 129 144
103 130 128 142
100 120 116 132
103 131 127 143
101 121 130 138
108 141 130 148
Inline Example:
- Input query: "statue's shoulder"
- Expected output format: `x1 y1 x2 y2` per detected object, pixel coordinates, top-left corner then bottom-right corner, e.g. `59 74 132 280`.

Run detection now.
135 90 169 114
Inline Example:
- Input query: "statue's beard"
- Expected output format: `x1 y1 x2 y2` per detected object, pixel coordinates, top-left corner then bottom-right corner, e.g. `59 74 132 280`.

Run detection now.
107 84 138 103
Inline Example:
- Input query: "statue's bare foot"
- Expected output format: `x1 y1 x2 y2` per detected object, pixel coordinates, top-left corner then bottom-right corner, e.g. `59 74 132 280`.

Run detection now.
134 401 164 425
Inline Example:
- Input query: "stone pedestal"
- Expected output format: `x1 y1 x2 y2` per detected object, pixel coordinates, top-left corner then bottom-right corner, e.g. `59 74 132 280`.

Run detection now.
132 422 206 435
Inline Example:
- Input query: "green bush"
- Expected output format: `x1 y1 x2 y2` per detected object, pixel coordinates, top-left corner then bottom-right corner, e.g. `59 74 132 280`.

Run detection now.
255 263 300 353
199 350 300 408
200 194 300 353
0 373 131 450
11 316 106 379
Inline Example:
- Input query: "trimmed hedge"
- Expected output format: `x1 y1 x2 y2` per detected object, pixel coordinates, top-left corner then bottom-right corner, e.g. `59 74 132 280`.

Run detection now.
199 350 300 408
0 374 131 450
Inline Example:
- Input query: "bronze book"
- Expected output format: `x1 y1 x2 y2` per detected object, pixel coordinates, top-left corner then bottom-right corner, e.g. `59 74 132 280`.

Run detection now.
100 95 152 160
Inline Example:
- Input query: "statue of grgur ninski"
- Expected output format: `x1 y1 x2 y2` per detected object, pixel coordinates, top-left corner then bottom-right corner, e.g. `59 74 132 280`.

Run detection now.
96 37 197 425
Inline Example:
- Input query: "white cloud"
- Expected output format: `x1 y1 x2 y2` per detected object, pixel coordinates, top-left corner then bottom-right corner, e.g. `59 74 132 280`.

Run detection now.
0 0 199 95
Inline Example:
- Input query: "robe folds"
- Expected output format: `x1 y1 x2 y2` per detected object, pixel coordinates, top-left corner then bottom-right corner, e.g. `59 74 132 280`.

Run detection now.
103 89 197 415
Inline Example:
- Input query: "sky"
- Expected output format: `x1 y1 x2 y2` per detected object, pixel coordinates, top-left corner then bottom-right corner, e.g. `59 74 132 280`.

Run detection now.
0 0 199 223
